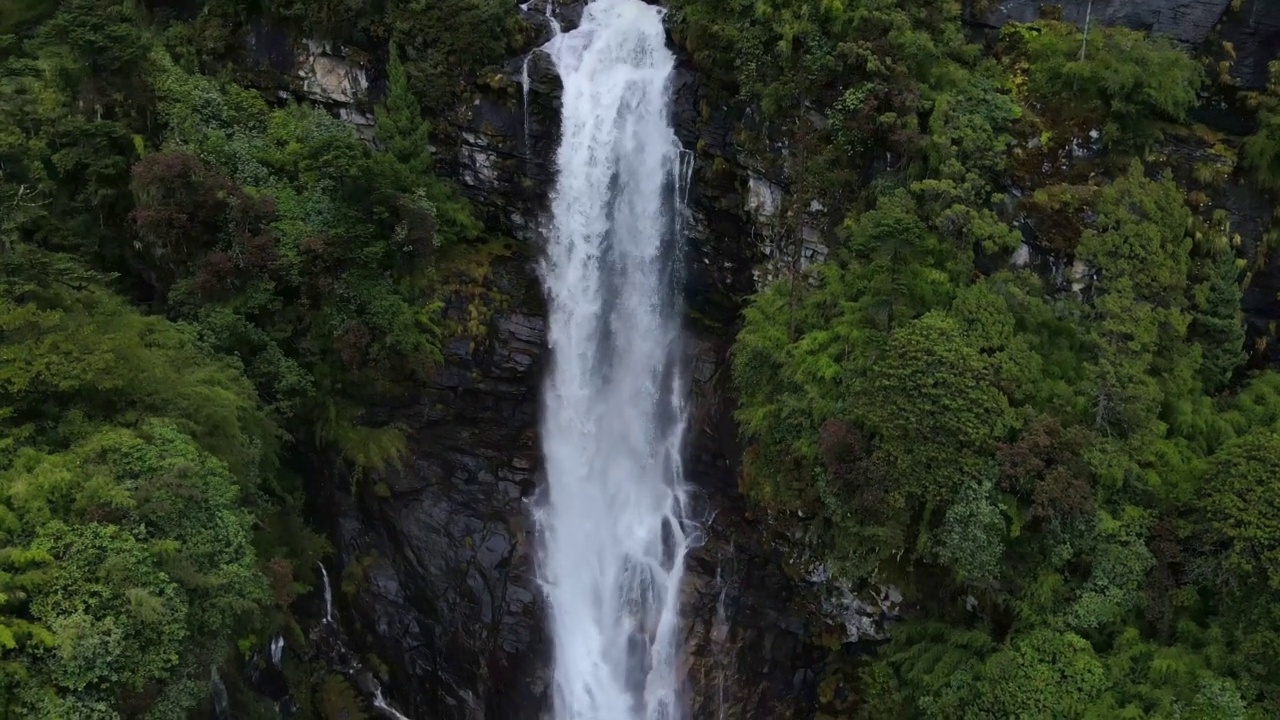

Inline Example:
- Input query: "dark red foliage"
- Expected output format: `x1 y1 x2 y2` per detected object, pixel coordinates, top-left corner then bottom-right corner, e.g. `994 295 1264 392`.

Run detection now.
300 235 327 256
819 418 866 475
818 418 892 518
129 151 232 278
227 189 277 238
193 250 237 297
265 557 297 608
996 416 1096 525
1143 517 1184 640
241 233 280 273
336 320 372 371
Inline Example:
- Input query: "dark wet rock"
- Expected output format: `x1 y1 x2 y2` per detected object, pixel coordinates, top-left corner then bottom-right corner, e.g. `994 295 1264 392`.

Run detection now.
306 14 834 715
281 2 1280 716
971 0 1280 89
1216 0 1280 89
975 0 1233 44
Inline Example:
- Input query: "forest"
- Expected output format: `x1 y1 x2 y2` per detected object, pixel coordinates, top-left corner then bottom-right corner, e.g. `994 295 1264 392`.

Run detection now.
0 0 507 715
678 0 1280 716
1 0 1279 717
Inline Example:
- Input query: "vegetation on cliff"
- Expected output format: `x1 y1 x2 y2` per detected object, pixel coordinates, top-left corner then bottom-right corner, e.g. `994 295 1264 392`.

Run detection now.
3 0 1279 716
0 0 511 715
667 0 1280 715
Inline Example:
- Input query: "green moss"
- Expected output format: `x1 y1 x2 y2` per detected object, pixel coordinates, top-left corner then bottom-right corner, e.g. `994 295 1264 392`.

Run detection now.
340 554 379 597
316 674 367 720
440 238 519 346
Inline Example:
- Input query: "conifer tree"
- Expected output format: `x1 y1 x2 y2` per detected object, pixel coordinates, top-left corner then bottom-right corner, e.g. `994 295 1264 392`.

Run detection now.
375 42 433 188
1191 252 1247 393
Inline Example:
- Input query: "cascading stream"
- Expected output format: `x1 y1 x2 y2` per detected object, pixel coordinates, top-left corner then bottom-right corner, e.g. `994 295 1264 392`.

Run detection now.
536 1 693 719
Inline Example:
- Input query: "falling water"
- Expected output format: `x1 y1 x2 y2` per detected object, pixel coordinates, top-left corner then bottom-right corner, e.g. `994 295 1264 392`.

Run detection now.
318 562 334 624
371 686 413 720
537 1 693 719
270 635 285 668
520 53 532 149
520 0 563 158
210 667 231 720
545 0 563 39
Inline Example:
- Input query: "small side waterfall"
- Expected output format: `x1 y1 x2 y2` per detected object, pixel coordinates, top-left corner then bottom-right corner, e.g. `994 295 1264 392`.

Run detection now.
318 561 334 624
519 0 563 159
520 53 532 149
270 635 285 668
312 560 412 719
372 687 413 720
210 667 231 720
536 1 694 719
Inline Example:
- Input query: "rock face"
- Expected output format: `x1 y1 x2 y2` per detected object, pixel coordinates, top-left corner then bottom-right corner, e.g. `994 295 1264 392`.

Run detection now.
974 0 1280 88
321 263 549 719
290 0 1280 716
313 3 832 718
1217 0 1280 89
977 0 1233 44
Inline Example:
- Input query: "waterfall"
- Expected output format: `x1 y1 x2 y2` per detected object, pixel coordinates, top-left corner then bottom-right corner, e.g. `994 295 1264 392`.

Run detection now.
210 667 231 720
520 53 532 151
371 686 412 720
318 561 334 624
270 635 285 668
520 0 563 158
537 1 693 719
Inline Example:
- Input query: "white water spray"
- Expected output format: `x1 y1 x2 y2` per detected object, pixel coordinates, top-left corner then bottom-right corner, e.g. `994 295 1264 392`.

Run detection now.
318 562 334 624
210 667 231 720
537 1 693 718
520 53 532 149
545 0 563 41
270 635 285 668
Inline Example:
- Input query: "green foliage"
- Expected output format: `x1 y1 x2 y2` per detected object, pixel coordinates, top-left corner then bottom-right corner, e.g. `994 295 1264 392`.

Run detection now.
316 673 368 719
953 630 1107 718
936 477 1006 584
386 0 519 111
376 43 433 183
0 266 272 715
1002 21 1203 151
864 312 1012 502
1190 246 1247 393
0 0 495 711
911 71 1024 254
1078 163 1193 300
1198 432 1280 592
730 8 1273 718
668 0 975 218
194 0 518 111
1242 61 1280 191
142 48 480 468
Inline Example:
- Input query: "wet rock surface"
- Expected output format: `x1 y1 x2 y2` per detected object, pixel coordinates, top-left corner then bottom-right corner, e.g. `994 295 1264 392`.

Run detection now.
1216 0 1280 89
972 0 1280 88
976 0 1234 44
312 4 829 718
289 1 1280 716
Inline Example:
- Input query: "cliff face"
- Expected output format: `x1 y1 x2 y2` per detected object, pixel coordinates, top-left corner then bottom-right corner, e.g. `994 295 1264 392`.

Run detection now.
308 3 835 718
975 0 1280 89
262 0 1280 717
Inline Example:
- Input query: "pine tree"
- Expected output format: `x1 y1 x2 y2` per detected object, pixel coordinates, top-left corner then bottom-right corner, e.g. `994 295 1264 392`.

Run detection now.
375 42 433 188
1191 252 1247 393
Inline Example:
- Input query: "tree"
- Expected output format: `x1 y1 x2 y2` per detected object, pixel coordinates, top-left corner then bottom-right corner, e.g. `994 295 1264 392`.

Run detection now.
1002 21 1203 151
1199 432 1280 592
1190 250 1246 393
1242 61 1280 191
862 312 1013 505
845 191 962 332
375 42 432 186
